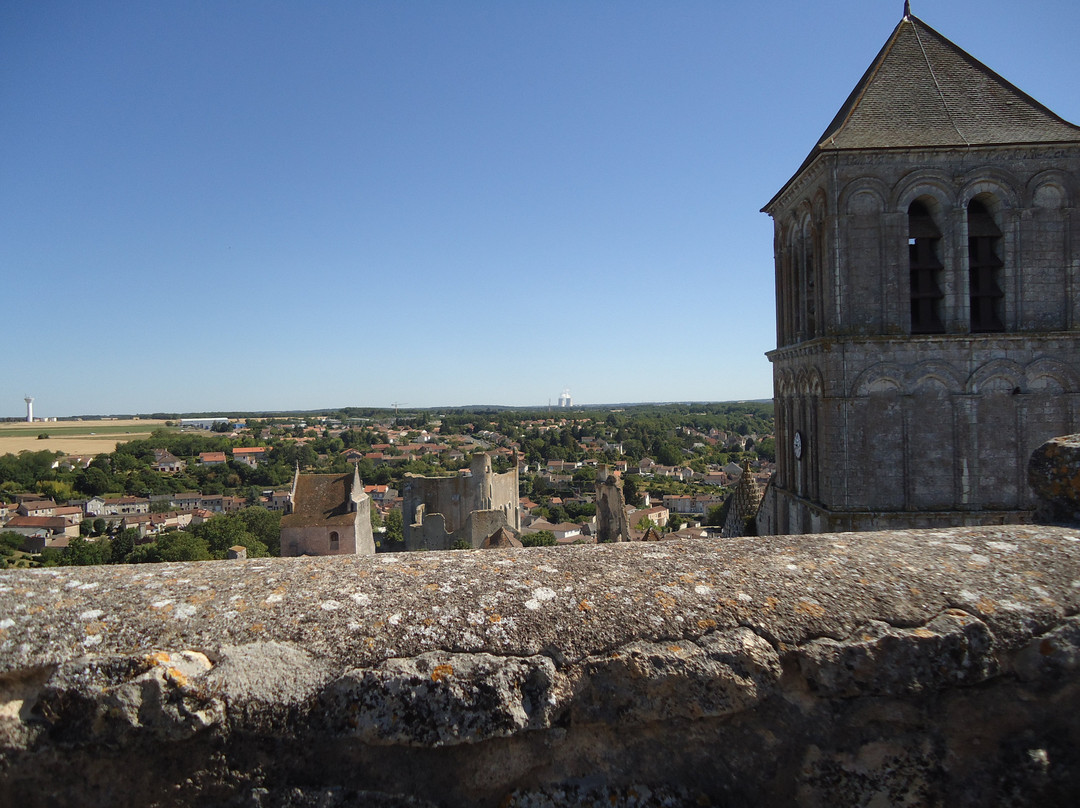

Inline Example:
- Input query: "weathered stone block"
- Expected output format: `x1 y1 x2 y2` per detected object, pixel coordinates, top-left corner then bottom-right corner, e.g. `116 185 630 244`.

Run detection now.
1028 434 1080 525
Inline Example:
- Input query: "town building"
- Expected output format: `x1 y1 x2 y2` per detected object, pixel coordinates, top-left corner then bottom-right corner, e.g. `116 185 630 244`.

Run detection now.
151 449 186 474
759 8 1080 535
231 447 267 467
279 464 375 556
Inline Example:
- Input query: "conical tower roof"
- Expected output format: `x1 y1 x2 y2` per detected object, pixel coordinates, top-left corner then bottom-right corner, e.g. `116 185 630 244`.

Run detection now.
766 9 1080 209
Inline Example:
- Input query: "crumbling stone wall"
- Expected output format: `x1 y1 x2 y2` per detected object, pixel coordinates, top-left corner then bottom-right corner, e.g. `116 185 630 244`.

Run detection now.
402 453 520 550
2 524 1079 807
595 466 630 542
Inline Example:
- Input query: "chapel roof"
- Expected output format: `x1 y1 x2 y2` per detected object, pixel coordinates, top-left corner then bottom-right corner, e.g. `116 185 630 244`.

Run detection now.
766 9 1080 210
281 473 357 527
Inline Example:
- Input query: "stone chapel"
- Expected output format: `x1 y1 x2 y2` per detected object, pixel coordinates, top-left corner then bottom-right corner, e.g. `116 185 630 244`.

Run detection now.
758 6 1080 535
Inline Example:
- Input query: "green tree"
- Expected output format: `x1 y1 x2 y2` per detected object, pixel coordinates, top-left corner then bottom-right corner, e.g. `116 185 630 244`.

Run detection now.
384 509 404 544
572 466 597 485
92 517 107 535
234 507 281 556
0 532 25 568
36 480 75 502
124 530 213 563
520 530 555 547
110 528 139 564
77 466 112 497
706 501 729 526
622 475 641 508
189 514 264 558
61 536 111 566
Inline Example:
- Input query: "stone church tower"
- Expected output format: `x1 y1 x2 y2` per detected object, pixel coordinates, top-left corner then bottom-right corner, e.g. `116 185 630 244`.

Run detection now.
759 7 1080 535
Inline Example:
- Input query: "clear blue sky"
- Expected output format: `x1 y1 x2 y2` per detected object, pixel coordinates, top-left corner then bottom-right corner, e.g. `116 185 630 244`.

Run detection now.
2 1 1077 417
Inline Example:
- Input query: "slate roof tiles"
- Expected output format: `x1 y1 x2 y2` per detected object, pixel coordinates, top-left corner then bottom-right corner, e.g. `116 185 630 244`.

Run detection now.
767 12 1080 209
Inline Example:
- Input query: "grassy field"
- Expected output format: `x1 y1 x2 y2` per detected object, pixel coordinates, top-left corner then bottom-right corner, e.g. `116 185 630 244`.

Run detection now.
0 419 171 456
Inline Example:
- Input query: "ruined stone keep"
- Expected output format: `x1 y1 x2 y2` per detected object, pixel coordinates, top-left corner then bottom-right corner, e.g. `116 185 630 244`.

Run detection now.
279 464 375 556
760 9 1080 535
402 453 520 550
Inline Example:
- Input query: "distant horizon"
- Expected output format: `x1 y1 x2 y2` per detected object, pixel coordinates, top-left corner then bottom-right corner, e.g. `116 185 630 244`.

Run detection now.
2 398 775 421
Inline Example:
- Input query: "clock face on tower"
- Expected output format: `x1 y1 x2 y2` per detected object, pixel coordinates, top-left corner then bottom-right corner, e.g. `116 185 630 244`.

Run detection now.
793 430 804 461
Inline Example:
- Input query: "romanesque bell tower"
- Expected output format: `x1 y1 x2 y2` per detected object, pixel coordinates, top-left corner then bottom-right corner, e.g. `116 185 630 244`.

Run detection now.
759 7 1080 535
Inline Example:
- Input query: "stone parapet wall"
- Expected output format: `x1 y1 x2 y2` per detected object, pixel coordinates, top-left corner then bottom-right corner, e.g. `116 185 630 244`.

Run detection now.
2 526 1079 806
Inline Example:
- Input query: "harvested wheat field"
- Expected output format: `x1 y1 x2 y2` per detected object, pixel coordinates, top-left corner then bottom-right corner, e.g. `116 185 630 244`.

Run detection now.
0 419 171 457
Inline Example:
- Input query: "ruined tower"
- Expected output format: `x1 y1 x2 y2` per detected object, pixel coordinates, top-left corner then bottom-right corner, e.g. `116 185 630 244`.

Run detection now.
402 453 520 550
759 9 1080 535
595 466 630 543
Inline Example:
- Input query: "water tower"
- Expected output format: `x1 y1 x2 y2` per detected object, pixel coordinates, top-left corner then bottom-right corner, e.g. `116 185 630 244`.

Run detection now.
24 396 34 423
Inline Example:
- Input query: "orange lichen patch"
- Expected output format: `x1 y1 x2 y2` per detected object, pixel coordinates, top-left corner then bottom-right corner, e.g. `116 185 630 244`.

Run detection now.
577 600 592 612
795 600 827 618
165 667 188 687
763 596 780 610
84 622 105 635
858 578 871 586
909 586 922 598
678 574 697 584
489 614 502 623
26 605 45 615
654 591 677 610
424 583 440 591
975 597 997 614
423 618 434 626
146 651 171 667
697 619 717 630
248 623 264 633
667 645 682 653
186 591 215 606
911 628 936 638
431 664 454 682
